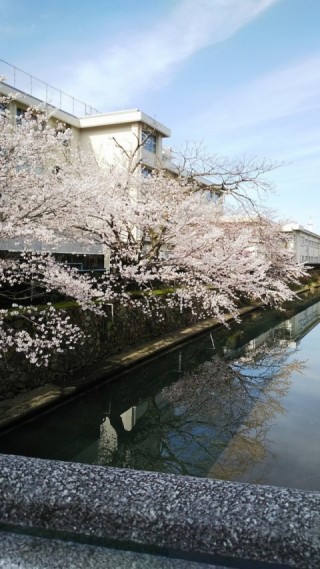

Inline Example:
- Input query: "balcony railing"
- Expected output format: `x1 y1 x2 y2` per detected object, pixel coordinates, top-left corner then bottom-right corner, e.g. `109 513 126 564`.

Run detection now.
0 58 100 117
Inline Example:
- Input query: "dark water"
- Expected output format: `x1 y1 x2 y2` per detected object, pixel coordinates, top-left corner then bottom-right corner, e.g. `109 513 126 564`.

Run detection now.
1 294 320 491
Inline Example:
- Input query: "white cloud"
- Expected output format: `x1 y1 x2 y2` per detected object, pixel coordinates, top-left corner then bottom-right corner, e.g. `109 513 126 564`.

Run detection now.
182 53 320 160
63 0 278 110
220 55 320 129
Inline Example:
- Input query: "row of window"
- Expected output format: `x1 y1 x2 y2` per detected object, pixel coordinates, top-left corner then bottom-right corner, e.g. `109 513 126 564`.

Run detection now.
301 237 320 249
301 256 320 263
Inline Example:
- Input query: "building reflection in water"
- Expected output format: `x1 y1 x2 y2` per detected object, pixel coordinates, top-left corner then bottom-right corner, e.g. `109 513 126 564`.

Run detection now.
95 303 320 479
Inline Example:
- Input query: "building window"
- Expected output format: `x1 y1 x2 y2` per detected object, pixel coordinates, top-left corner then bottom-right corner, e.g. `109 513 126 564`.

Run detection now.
204 190 220 204
142 129 157 154
141 166 152 177
55 123 71 146
16 107 26 124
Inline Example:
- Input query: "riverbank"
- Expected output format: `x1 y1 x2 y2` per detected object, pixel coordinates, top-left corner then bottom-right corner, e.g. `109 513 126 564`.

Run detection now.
1 282 320 432
3 270 320 401
0 304 258 430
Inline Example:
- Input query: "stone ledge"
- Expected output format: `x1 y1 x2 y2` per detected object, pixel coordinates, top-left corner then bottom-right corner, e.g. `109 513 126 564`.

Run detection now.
0 530 226 569
0 454 319 568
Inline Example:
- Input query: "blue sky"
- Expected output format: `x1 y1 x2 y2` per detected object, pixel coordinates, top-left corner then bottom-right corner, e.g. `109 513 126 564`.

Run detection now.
1 0 320 230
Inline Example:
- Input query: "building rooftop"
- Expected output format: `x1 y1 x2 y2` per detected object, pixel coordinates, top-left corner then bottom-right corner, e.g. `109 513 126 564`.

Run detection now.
0 59 171 136
282 223 320 239
78 109 171 137
0 58 100 117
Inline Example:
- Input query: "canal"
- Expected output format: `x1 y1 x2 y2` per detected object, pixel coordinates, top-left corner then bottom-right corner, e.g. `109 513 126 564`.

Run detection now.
1 292 320 491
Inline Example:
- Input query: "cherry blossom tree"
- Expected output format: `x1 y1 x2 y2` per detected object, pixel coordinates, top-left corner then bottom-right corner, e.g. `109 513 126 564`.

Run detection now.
0 100 109 366
0 98 305 367
70 154 305 321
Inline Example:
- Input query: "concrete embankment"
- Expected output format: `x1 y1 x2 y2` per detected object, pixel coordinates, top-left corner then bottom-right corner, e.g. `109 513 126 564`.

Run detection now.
1 283 320 430
0 305 257 430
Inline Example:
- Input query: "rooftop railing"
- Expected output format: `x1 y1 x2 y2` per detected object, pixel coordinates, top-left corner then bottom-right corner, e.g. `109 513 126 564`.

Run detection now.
0 58 100 117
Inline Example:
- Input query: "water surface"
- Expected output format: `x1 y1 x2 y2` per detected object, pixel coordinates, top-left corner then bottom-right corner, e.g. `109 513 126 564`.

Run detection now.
1 295 320 491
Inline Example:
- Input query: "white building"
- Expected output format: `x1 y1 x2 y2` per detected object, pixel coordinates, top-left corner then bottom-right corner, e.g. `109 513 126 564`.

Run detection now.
0 61 173 269
282 223 320 265
1 61 226 269
0 62 171 173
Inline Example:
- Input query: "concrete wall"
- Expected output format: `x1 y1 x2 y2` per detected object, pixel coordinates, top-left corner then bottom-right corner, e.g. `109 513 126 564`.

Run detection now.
79 123 138 165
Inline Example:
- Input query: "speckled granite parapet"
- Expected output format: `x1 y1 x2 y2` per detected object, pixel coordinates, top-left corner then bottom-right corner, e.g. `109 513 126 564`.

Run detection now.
0 454 319 568
0 531 226 569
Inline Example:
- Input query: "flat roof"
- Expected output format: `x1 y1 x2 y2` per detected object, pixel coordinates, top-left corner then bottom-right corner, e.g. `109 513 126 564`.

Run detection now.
0 82 171 137
78 109 171 137
282 223 320 239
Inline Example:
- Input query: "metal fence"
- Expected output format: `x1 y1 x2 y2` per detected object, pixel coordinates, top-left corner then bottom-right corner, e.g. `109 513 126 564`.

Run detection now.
0 58 100 117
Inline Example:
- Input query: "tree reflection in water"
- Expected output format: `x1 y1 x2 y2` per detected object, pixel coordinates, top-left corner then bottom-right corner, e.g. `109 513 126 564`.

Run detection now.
97 329 304 479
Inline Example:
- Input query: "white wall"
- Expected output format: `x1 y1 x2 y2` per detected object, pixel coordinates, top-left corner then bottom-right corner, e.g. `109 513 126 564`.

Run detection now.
283 224 320 264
